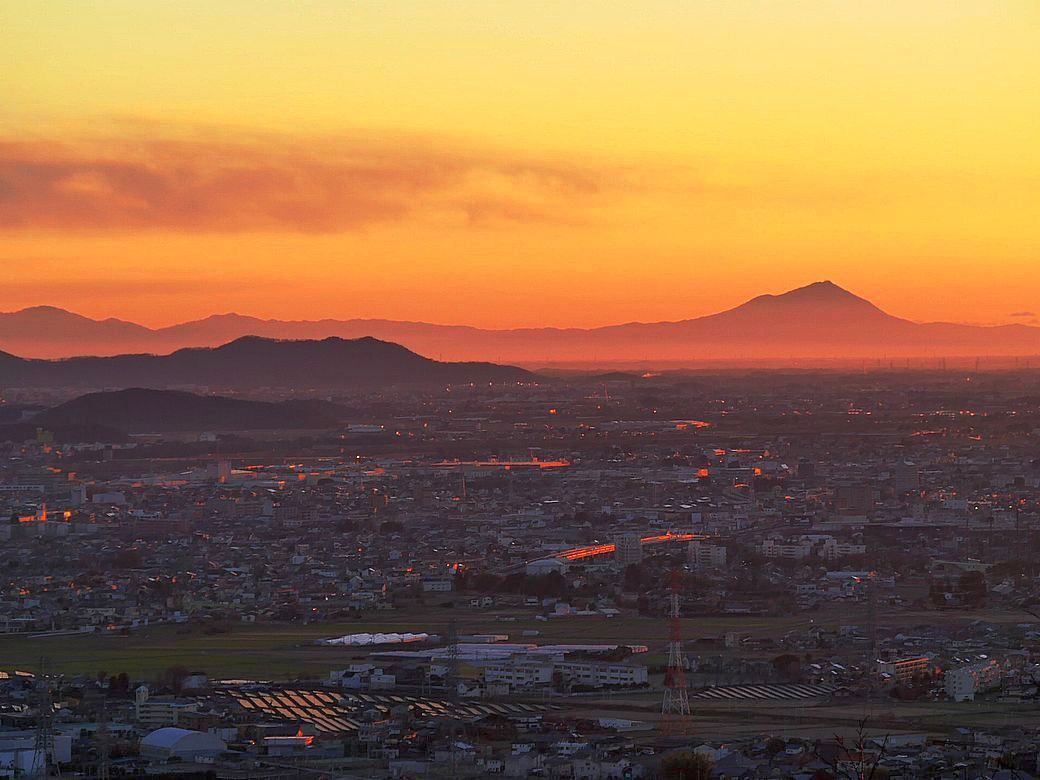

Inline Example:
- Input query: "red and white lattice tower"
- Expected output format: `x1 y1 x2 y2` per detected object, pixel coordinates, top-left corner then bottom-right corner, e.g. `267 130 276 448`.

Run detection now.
661 568 691 735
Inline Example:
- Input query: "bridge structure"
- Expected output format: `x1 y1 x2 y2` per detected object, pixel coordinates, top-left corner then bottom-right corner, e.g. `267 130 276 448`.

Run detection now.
500 523 788 577
506 523 788 575
549 532 710 562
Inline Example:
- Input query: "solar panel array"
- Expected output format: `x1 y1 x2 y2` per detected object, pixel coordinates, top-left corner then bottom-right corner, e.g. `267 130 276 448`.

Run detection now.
218 687 553 734
691 683 837 701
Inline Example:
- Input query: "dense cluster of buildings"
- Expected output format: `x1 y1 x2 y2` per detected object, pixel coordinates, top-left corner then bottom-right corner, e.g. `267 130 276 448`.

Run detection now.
2 372 1040 776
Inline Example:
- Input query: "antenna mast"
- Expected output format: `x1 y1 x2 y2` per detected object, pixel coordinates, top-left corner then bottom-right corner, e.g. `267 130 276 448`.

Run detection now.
661 569 692 735
32 657 54 779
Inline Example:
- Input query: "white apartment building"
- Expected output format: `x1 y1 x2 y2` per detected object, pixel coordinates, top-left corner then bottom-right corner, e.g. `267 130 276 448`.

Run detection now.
757 536 865 561
614 534 643 566
944 659 1002 702
134 686 199 728
483 661 647 691
818 537 867 560
756 539 813 560
877 656 931 685
687 540 727 569
483 662 553 689
420 576 454 592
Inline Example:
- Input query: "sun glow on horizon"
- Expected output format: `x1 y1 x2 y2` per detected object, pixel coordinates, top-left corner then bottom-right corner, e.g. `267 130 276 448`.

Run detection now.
3 1 1039 330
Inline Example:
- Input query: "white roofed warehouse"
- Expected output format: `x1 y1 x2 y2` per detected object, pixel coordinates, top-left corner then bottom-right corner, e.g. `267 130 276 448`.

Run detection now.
140 727 226 762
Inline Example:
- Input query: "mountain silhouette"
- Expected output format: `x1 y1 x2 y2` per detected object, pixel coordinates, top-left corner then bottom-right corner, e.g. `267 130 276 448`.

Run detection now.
0 336 531 389
3 281 1040 364
0 306 152 357
715 280 896 324
35 388 345 432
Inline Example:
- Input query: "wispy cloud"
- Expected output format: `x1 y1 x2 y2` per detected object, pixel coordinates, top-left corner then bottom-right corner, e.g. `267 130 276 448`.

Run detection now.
1010 311 1036 318
0 125 611 233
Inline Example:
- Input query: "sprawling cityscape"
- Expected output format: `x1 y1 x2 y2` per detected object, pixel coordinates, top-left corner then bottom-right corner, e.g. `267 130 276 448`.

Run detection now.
2 366 1040 777
7 1 1039 777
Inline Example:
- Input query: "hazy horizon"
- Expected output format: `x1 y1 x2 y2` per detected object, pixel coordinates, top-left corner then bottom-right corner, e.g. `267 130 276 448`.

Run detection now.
4 2 1040 331
2 279 1038 332
5 280 1040 365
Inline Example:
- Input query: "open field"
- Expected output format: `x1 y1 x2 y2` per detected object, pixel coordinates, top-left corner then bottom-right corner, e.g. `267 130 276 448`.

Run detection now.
0 599 1033 679
0 611 824 678
1 601 1036 742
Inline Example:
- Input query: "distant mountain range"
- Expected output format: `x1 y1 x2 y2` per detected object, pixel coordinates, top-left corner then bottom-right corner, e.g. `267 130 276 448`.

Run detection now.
4 281 1040 364
35 388 345 433
0 336 531 389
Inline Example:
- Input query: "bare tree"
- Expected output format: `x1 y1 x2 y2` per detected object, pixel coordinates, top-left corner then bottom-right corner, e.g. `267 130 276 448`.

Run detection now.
813 716 890 780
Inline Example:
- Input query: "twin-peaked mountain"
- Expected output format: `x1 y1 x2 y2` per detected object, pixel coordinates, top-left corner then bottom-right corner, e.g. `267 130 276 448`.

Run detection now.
3 282 1040 364
0 336 531 389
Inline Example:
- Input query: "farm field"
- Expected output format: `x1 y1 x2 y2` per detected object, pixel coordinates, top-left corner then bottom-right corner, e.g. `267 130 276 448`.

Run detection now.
0 608 811 678
0 601 1034 748
0 599 1032 680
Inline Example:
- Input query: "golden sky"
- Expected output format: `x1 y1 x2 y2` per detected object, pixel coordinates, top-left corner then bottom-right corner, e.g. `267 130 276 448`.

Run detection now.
3 1 1039 327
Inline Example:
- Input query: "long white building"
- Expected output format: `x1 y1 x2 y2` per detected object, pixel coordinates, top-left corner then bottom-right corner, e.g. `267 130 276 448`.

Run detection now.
484 660 647 691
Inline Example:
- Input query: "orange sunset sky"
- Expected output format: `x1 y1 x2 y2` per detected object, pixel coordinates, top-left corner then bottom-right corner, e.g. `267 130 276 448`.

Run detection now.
3 1 1039 328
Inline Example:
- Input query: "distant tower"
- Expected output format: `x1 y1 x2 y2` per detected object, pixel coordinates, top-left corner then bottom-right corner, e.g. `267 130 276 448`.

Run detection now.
32 658 54 779
797 458 816 482
445 619 460 699
135 684 150 721
893 460 920 495
866 572 878 661
446 619 461 778
865 571 879 702
615 533 644 566
661 569 691 734
207 459 232 484
96 701 111 780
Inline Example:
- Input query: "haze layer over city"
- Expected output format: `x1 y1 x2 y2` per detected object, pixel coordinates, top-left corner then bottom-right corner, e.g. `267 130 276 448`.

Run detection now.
3 2 1040 778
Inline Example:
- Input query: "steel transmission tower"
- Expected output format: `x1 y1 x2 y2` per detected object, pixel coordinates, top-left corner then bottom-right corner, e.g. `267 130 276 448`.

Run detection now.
97 700 112 780
32 658 54 779
661 569 691 735
866 572 878 661
865 571 879 703
446 618 461 778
